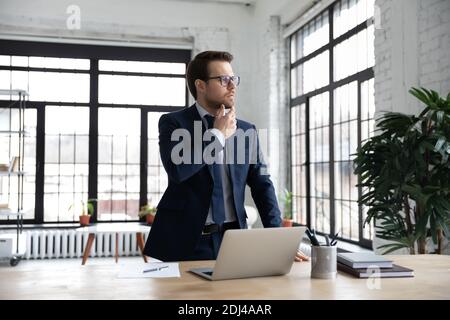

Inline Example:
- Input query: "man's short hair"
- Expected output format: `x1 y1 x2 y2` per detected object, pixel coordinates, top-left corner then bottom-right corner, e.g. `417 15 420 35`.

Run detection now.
186 51 233 99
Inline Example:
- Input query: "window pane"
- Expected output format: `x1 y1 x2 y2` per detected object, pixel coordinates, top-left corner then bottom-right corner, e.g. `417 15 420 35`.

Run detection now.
312 163 330 234
296 30 304 60
98 74 185 106
303 50 329 93
334 27 373 81
11 56 28 67
291 103 306 136
310 92 329 129
295 10 329 59
44 106 89 222
8 71 90 103
0 55 10 66
334 0 360 39
334 81 358 123
59 135 75 164
290 35 297 64
367 24 375 68
334 37 355 81
29 56 90 70
309 127 329 163
99 60 185 74
98 108 140 221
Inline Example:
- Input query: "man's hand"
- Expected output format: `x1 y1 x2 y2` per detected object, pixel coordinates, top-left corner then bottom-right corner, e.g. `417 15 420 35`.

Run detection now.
214 104 237 139
295 250 310 262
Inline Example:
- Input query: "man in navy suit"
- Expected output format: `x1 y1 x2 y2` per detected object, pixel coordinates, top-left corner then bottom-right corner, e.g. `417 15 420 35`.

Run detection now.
144 51 308 262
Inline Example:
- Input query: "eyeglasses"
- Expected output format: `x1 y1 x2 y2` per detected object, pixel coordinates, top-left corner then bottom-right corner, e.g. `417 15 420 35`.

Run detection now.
206 75 240 87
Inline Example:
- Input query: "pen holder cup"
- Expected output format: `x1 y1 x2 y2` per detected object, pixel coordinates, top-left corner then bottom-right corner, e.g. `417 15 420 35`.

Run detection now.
311 245 337 279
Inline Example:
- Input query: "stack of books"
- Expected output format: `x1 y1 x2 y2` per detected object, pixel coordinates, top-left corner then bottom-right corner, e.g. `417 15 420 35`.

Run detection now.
337 252 414 278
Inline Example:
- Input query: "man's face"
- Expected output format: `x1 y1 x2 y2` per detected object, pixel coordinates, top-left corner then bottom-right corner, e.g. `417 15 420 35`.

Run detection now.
203 60 236 109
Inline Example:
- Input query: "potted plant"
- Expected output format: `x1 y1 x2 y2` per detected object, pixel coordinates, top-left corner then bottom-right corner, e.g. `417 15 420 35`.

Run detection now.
139 204 157 225
69 198 96 226
280 189 294 227
354 87 450 254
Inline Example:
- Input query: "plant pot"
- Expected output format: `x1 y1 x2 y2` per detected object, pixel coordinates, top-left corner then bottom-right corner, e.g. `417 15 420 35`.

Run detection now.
79 215 90 226
145 214 155 225
282 219 293 227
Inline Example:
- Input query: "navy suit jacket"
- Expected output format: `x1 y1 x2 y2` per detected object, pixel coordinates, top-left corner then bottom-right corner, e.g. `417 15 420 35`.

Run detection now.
143 104 282 261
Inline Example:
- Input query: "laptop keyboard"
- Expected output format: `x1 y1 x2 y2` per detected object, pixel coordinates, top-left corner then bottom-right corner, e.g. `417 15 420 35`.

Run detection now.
204 271 213 276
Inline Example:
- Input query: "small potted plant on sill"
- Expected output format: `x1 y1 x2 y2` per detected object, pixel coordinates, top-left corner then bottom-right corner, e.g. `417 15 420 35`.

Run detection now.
69 198 96 226
280 189 294 227
139 204 157 225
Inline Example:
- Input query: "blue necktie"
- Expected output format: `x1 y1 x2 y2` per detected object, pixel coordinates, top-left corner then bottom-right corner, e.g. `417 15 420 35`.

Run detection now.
205 115 226 225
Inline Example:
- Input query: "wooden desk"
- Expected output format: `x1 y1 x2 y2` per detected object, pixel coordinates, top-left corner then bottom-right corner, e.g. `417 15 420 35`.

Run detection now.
0 255 448 299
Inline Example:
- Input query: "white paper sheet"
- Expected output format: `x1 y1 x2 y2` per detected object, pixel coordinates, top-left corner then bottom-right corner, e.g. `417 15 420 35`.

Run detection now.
117 262 180 278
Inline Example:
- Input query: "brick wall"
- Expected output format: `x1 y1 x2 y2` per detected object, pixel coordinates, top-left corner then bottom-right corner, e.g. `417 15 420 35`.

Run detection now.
373 0 450 254
418 0 450 94
374 0 450 116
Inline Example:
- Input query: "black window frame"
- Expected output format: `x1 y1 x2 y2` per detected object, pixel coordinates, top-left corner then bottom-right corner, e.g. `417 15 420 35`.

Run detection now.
289 3 375 249
0 39 190 225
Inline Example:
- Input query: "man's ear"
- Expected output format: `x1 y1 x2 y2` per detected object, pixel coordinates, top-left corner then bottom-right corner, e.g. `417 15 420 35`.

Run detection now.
195 79 205 95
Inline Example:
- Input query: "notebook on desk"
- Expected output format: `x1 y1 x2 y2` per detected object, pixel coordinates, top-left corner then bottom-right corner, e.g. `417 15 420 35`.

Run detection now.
337 252 393 269
189 227 307 281
338 262 414 278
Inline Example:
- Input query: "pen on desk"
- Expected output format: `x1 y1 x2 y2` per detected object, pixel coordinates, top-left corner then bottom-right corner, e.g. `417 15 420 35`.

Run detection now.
143 265 169 273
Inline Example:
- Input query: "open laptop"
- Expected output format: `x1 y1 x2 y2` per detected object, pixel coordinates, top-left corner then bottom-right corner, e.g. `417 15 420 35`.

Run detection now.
189 226 307 281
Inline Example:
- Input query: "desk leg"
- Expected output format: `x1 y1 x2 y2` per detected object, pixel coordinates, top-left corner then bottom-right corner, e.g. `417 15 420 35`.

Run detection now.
136 232 148 263
82 233 95 265
115 233 119 263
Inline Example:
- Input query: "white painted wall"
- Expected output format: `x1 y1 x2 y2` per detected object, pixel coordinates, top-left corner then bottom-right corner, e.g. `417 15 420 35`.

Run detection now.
374 0 450 117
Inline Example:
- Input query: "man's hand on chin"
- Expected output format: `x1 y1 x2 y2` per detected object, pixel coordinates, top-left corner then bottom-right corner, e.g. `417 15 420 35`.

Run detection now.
295 250 310 262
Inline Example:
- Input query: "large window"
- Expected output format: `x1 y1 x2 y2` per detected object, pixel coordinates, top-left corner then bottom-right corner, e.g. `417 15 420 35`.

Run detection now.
0 40 190 224
290 0 375 247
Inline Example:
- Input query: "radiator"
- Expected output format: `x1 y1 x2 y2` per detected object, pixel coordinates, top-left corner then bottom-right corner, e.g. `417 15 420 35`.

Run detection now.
18 229 149 260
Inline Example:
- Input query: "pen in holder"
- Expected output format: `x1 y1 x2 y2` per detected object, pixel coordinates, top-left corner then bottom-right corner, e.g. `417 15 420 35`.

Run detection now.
311 245 337 279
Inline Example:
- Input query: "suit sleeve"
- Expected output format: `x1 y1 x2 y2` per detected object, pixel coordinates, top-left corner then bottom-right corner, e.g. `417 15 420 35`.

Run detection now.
246 125 282 227
159 113 223 184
